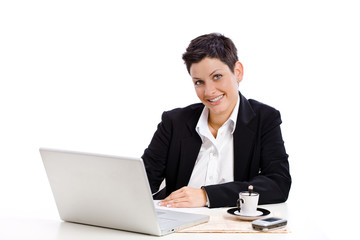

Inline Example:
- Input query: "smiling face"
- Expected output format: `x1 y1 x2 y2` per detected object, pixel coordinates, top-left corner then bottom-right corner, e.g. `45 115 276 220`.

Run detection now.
190 57 244 123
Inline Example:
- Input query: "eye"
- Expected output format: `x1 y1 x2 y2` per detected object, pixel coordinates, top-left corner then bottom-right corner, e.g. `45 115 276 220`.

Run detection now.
194 80 204 86
213 74 223 80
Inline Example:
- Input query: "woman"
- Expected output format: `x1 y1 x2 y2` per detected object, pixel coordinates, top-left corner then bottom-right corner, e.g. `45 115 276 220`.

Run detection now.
142 33 291 208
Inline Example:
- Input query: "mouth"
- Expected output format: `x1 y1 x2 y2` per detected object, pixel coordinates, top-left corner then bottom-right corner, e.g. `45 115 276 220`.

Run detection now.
208 94 224 103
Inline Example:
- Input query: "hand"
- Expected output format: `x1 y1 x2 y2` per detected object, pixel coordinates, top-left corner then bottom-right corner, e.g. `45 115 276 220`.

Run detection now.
158 187 207 208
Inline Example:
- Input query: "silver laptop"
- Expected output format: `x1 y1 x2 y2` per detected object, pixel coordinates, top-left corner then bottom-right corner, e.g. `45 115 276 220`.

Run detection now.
40 148 209 236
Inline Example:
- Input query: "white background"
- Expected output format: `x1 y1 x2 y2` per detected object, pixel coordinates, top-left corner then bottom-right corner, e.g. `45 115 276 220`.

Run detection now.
1 1 359 239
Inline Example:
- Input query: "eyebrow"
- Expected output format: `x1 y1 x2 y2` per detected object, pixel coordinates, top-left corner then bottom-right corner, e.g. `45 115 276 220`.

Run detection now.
192 69 222 81
209 69 222 77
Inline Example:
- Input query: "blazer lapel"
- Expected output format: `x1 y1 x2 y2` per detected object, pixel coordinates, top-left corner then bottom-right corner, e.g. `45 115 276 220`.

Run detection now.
233 92 257 181
176 107 203 189
176 135 202 188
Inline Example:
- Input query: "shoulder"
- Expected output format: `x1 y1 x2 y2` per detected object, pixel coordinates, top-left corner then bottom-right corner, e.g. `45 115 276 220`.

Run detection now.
162 103 204 121
248 99 280 115
247 99 282 127
158 103 203 136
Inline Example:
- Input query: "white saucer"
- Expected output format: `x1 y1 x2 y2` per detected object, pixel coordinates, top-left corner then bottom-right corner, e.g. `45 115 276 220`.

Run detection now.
227 207 271 221
234 210 263 217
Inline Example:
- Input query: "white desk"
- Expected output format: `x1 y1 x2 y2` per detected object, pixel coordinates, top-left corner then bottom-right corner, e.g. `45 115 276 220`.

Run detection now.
0 201 329 240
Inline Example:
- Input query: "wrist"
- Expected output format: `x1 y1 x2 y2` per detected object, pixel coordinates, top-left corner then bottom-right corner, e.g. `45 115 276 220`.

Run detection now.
201 187 210 207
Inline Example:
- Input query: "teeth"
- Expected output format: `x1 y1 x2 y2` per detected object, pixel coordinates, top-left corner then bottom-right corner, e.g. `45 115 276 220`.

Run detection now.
209 95 224 102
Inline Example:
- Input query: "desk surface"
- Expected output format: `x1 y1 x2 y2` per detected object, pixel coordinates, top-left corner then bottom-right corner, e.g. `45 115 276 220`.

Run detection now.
0 201 329 240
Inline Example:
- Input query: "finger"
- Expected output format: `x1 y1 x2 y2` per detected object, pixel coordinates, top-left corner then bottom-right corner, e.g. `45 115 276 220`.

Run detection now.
161 188 186 202
158 187 206 208
169 188 207 208
161 197 190 208
162 195 194 208
159 189 187 207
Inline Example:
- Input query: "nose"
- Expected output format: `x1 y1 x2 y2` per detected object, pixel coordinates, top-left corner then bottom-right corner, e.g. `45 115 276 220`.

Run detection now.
204 81 216 96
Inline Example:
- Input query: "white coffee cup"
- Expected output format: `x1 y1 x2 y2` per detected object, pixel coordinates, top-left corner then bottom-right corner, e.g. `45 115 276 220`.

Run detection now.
237 191 259 216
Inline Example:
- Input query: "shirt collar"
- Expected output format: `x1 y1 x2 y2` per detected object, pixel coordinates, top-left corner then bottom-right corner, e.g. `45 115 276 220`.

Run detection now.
196 94 240 142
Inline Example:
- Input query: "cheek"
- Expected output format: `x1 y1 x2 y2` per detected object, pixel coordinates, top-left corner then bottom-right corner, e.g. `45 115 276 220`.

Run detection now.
227 78 239 92
195 88 208 103
194 87 203 98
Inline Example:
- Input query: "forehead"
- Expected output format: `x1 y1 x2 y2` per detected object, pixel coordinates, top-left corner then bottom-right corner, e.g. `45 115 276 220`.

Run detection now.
190 57 230 77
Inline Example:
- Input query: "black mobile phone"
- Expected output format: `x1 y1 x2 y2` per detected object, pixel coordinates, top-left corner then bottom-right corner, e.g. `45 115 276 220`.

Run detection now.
252 217 287 231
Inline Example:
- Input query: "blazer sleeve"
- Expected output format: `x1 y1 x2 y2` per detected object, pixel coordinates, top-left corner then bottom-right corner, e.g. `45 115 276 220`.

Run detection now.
203 109 291 208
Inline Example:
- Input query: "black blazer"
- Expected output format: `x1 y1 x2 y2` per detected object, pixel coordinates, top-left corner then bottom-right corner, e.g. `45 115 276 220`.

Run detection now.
142 92 291 208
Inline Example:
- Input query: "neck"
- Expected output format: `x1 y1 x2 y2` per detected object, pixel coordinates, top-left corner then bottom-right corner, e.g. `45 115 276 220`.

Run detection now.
208 105 235 129
208 115 225 130
208 113 229 139
208 94 239 130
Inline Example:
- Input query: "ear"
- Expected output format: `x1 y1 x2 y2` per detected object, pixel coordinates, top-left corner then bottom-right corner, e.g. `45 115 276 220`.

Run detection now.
234 61 244 83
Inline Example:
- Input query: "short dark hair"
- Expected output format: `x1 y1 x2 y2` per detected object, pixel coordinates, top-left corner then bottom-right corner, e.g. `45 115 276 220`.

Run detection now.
182 33 239 74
